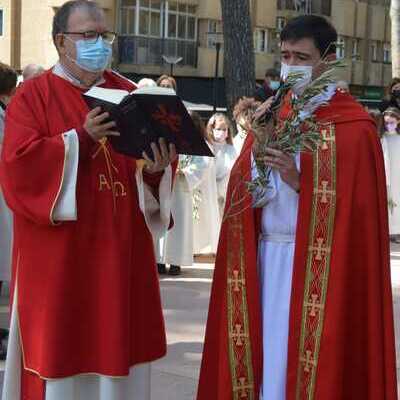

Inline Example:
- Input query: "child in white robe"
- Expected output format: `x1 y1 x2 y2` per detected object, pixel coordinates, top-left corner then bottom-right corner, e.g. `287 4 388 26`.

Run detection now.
207 113 237 217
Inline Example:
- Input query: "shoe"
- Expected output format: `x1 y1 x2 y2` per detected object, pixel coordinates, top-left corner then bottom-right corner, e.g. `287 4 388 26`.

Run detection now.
157 263 167 274
168 265 181 276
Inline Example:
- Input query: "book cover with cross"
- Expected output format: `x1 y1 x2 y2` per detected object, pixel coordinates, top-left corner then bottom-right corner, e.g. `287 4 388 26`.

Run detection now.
83 86 214 160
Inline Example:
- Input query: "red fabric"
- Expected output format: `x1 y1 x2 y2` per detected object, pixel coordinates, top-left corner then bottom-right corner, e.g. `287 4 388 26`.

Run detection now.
197 91 398 399
0 70 168 379
21 367 45 400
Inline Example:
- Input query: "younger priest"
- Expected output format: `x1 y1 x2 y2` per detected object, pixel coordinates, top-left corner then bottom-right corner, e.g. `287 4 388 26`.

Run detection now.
0 1 176 399
198 15 398 400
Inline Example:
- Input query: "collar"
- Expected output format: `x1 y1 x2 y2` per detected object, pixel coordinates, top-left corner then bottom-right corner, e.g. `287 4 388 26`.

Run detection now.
0 101 6 111
52 62 106 89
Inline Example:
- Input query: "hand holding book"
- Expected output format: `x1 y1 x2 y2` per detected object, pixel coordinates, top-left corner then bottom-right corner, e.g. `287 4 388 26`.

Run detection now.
83 86 214 160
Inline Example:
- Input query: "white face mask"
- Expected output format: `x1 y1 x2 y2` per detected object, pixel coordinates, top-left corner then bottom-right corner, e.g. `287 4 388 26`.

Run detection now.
213 128 228 143
280 63 313 96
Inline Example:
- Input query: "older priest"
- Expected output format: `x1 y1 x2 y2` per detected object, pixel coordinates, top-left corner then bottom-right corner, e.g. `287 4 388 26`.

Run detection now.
0 1 177 399
198 15 398 400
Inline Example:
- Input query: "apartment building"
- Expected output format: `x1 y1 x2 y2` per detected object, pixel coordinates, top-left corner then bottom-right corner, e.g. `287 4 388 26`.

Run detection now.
0 0 392 104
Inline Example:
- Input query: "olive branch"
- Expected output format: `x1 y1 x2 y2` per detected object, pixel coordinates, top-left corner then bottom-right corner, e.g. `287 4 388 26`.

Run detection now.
223 59 346 221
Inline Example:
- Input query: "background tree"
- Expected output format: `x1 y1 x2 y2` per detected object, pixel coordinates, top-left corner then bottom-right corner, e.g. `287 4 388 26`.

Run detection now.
391 0 400 77
220 0 256 115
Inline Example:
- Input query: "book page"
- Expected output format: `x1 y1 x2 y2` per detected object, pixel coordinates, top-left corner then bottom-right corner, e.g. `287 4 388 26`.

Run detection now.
84 86 130 105
132 86 176 96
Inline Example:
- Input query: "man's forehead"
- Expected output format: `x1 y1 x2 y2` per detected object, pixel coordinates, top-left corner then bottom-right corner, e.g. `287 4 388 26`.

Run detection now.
280 38 317 54
67 8 106 31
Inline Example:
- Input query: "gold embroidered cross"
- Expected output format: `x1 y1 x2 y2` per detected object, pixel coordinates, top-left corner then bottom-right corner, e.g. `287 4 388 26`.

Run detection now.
314 180 335 203
230 324 247 346
228 270 245 292
300 350 317 373
321 129 334 151
309 238 330 261
234 377 252 398
306 294 323 317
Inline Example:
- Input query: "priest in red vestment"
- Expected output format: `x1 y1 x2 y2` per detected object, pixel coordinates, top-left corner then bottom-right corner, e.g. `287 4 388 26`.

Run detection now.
0 1 177 399
198 15 398 400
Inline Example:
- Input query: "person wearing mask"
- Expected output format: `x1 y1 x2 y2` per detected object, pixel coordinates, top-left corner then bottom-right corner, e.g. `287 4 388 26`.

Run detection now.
0 1 177 399
158 111 211 275
382 107 400 242
380 77 400 112
232 97 262 155
254 68 280 102
193 120 221 256
207 113 237 217
198 15 397 400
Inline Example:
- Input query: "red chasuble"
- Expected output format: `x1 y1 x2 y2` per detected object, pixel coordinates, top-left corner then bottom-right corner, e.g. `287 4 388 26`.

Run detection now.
197 91 398 400
0 70 169 379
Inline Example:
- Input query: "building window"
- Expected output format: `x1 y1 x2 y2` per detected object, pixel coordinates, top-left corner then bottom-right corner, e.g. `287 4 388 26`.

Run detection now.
166 1 196 41
336 36 345 59
119 0 196 40
120 1 136 35
384 43 391 63
278 0 330 16
254 28 268 53
207 19 222 48
352 39 359 60
0 9 3 36
118 0 198 66
276 17 286 32
371 41 378 62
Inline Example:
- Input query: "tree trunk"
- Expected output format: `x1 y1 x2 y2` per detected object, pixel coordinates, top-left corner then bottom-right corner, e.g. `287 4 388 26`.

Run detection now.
220 0 256 116
391 0 400 77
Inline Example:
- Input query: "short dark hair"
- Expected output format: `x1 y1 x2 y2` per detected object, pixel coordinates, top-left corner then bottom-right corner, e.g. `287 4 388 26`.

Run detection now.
265 68 279 79
280 15 338 57
0 63 18 96
52 0 104 45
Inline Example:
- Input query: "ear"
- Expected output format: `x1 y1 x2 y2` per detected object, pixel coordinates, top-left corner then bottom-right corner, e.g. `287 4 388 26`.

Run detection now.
55 34 66 55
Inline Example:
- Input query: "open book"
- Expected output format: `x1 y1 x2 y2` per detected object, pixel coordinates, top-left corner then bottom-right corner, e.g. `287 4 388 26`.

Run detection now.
83 86 214 159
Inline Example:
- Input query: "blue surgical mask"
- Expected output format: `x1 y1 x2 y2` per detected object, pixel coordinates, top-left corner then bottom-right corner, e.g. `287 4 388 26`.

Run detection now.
67 37 112 72
269 80 280 91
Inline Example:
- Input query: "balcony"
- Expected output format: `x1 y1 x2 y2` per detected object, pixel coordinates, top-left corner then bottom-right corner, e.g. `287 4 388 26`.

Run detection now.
118 36 198 67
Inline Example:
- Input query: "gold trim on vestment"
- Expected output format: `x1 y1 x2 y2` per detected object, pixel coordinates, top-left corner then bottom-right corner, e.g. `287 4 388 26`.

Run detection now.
295 124 337 400
227 208 255 399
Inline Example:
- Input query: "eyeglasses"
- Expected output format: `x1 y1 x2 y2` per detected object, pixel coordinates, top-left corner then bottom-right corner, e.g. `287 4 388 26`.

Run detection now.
63 31 117 44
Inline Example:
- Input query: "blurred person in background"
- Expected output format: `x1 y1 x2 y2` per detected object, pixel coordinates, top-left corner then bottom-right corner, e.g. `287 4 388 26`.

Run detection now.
0 62 17 293
156 74 177 92
380 77 400 112
22 64 45 81
254 68 280 102
382 107 400 242
158 111 211 275
193 117 220 256
207 113 237 216
232 97 262 155
0 62 17 361
137 77 157 89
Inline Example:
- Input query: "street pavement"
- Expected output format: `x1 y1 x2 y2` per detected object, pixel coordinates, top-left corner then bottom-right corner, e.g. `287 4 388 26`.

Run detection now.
0 252 398 399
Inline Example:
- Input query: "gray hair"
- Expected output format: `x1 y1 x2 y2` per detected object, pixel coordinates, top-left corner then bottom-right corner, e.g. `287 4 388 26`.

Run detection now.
52 0 104 45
